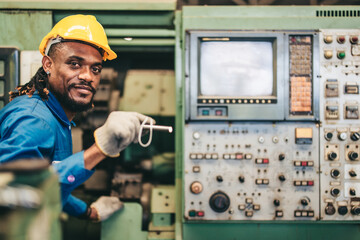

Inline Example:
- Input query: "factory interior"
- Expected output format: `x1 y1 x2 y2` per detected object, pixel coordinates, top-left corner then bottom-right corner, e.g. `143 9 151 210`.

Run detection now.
1 0 360 239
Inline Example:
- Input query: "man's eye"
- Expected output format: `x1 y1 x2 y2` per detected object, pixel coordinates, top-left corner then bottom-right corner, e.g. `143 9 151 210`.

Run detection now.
92 67 102 73
70 62 80 67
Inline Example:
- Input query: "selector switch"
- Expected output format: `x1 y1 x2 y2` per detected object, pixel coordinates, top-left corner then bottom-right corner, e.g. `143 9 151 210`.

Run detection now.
328 152 338 161
325 132 333 141
330 169 340 178
278 174 286 182
209 191 230 213
325 203 336 215
300 198 309 206
239 175 245 183
349 188 356 196
348 151 359 161
351 205 360 215
331 188 340 197
216 175 223 182
351 132 360 141
278 153 285 161
273 199 280 207
338 206 348 215
349 170 357 177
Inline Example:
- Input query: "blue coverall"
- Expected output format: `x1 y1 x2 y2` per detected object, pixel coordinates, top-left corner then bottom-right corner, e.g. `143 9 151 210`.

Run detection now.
0 92 94 216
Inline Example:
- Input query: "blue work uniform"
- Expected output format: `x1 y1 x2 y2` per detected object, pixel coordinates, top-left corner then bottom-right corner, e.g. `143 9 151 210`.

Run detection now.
0 92 94 216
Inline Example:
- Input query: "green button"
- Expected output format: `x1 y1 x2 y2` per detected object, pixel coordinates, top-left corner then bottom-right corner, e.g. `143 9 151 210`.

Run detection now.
337 51 346 59
189 210 196 217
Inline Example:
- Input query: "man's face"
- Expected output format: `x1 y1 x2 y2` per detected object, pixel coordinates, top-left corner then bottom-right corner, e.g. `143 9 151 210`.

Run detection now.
45 42 103 113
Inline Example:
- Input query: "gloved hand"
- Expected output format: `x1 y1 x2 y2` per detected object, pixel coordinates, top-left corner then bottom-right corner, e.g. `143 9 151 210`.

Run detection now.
94 111 154 157
90 196 123 222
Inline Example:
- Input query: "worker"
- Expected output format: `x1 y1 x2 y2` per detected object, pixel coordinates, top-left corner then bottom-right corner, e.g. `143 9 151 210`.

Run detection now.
0 14 153 221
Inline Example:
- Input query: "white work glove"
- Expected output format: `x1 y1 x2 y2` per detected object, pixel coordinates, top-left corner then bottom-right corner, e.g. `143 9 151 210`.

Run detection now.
94 111 153 157
90 196 123 222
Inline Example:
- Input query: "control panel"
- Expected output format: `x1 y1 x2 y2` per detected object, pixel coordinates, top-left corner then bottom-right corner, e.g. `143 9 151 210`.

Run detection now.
320 29 360 220
184 122 320 220
183 29 360 222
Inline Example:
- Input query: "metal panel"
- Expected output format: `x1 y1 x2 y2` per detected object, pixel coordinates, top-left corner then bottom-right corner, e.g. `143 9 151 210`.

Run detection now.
0 47 19 109
0 0 177 11
0 11 52 50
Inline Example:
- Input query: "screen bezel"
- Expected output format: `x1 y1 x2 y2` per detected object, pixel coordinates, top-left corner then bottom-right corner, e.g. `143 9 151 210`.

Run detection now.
186 30 285 121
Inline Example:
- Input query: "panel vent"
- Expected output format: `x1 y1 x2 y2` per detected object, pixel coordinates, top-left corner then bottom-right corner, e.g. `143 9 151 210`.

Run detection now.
316 10 360 17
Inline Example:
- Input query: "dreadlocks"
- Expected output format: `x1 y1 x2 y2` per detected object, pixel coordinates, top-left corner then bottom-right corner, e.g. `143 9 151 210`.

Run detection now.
9 67 49 102
8 42 65 102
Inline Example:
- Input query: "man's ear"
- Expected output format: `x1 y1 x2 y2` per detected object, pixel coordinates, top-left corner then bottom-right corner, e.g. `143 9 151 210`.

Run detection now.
42 55 53 73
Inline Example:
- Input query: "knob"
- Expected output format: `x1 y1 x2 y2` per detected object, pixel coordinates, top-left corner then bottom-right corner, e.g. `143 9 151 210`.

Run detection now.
338 132 347 141
273 199 280 207
209 191 230 213
216 175 223 182
348 151 359 161
278 174 286 182
190 181 203 194
330 169 340 178
239 175 245 183
278 153 285 161
328 152 337 161
351 205 360 215
349 188 356 196
338 206 348 215
349 170 357 177
351 132 360 141
324 132 333 141
331 188 340 197
300 198 309 206
325 203 336 215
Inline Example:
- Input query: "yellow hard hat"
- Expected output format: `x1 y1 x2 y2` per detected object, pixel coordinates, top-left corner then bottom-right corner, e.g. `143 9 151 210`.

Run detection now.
39 14 116 61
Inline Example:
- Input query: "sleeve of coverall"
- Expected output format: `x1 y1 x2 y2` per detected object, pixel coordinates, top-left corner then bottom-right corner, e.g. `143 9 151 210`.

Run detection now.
0 114 55 163
52 151 94 216
63 194 88 216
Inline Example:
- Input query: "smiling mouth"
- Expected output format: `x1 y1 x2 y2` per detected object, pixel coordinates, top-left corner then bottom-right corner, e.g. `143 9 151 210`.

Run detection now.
70 84 96 95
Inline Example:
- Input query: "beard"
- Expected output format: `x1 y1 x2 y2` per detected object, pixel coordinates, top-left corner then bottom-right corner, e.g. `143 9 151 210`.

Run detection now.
49 82 96 113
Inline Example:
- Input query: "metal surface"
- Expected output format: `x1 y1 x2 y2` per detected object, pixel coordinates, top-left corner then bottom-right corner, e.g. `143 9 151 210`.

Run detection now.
101 203 147 240
0 11 52 51
177 5 360 240
319 29 360 220
0 47 19 109
0 0 177 11
0 160 62 240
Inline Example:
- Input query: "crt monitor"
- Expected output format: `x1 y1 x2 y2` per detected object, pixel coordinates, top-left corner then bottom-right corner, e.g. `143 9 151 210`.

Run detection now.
185 30 318 121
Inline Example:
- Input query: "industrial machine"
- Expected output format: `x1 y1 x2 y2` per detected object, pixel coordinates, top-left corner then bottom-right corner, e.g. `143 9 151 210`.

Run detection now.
179 6 360 240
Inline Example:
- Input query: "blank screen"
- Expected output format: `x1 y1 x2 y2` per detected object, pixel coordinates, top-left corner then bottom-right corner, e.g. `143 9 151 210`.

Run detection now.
200 41 274 97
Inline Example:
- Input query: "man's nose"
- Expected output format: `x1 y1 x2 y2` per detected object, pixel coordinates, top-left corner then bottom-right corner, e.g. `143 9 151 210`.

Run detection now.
78 67 92 82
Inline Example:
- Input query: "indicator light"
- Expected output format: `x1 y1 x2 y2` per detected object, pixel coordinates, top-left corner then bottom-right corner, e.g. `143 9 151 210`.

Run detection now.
324 35 333 44
337 36 346 44
337 51 346 59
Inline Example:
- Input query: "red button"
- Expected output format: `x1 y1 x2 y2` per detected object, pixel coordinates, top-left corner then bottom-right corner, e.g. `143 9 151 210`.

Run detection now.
236 153 243 160
307 181 314 186
301 161 307 166
263 158 269 164
197 211 205 217
215 110 223 116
